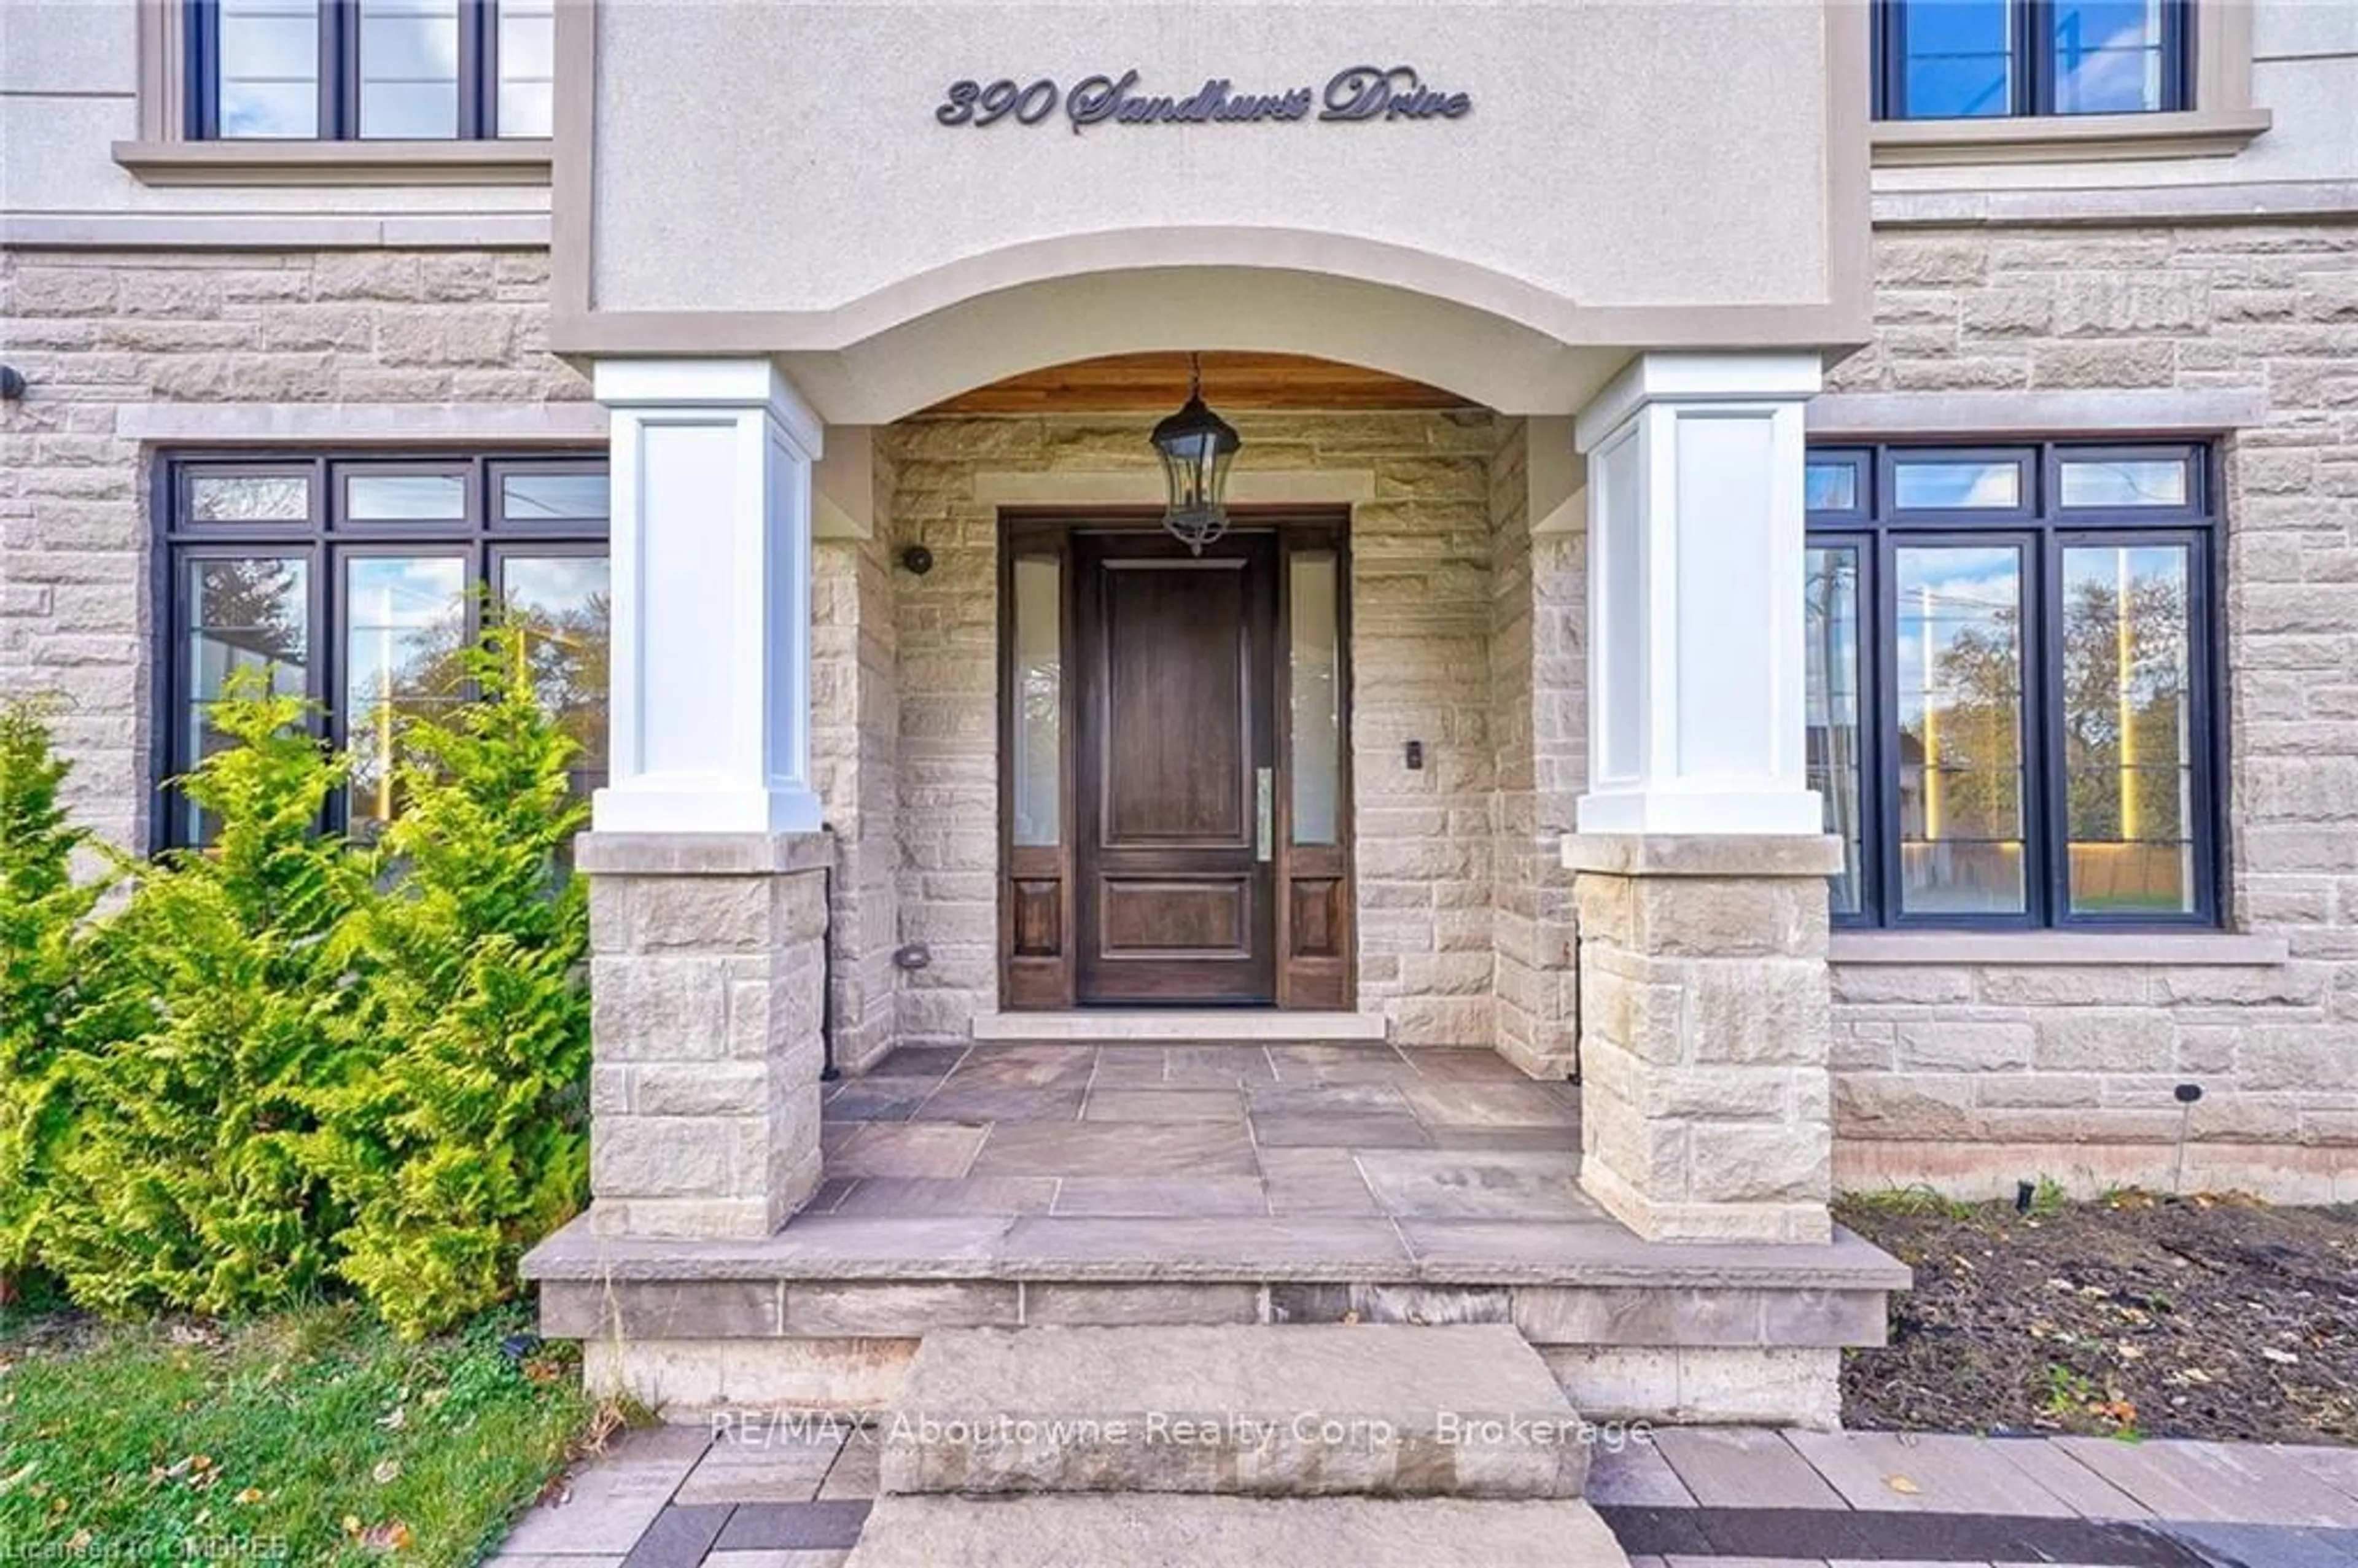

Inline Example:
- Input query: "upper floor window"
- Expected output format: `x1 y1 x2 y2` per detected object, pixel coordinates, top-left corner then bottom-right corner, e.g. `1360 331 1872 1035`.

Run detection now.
1806 443 2221 931
1875 0 2192 120
190 0 554 140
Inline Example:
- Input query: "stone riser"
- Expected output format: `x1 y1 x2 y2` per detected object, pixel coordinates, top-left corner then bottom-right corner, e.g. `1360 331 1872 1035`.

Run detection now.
876 1326 1592 1502
581 1337 1848 1431
540 1276 1891 1351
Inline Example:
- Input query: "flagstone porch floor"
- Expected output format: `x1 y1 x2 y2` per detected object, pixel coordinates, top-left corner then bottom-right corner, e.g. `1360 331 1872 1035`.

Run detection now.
810 1041 1602 1231
528 1043 1904 1305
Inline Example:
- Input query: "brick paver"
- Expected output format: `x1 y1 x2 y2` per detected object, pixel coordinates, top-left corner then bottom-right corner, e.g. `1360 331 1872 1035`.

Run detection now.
491 1418 2358 1567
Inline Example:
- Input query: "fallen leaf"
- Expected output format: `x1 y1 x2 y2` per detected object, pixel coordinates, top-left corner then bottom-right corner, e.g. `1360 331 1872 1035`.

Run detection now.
372 1459 402 1486
1885 1473 1921 1495
2262 1348 2299 1365
360 1519 414 1553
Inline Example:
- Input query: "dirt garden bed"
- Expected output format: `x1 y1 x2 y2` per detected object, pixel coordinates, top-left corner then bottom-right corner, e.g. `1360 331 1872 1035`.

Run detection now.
1837 1189 2358 1445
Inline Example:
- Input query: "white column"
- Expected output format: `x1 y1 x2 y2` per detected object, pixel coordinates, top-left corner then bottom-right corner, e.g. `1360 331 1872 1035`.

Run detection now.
1573 351 1823 837
592 359 824 836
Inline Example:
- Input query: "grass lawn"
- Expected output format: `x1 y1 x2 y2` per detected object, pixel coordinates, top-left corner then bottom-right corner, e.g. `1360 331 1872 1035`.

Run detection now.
0 1294 595 1566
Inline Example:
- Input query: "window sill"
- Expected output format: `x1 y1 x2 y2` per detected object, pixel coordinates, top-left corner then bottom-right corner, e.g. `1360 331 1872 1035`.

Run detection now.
111 139 553 187
1871 108 2272 168
1829 931 2290 968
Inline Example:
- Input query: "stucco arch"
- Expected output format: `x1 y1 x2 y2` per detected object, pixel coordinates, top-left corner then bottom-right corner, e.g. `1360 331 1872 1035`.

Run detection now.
788 281 1621 425
567 230 1657 424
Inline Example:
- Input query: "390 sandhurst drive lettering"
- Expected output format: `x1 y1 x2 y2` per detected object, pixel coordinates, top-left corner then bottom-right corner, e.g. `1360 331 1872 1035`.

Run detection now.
934 66 1473 132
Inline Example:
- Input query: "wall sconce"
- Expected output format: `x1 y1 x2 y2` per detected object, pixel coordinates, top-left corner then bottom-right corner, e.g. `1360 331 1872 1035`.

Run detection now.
900 545 934 575
0 367 25 401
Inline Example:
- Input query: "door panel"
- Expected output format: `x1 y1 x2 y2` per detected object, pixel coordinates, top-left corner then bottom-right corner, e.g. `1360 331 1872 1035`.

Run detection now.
1076 532 1277 1004
1100 561 1250 844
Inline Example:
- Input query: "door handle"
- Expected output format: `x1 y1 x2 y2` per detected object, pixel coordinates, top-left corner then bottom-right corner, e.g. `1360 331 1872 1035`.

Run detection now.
1255 767 1274 863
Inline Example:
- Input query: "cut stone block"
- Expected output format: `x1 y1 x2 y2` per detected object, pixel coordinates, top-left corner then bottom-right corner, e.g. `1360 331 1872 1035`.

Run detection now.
843 1494 1629 1568
879 1325 1590 1500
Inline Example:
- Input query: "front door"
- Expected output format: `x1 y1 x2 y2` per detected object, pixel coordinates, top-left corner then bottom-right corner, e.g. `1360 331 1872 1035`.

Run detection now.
998 511 1353 1011
1073 530 1278 1004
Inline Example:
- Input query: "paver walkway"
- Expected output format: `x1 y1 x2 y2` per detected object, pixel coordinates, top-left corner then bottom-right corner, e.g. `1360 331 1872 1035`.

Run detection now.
490 1422 2358 1567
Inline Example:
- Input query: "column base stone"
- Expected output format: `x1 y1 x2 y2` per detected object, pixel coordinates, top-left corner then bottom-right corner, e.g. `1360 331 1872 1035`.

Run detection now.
1566 832 1841 1248
583 831 833 1243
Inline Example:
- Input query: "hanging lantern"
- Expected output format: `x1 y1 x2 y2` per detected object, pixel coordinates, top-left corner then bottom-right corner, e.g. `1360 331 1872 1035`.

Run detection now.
1151 353 1241 554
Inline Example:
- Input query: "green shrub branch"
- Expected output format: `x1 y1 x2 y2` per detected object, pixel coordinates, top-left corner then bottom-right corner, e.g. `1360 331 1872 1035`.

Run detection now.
0 619 591 1337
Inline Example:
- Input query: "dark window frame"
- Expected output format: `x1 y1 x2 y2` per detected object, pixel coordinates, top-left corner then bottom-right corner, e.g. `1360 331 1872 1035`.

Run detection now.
1807 440 2224 932
187 0 540 141
153 449 609 852
1872 0 2197 120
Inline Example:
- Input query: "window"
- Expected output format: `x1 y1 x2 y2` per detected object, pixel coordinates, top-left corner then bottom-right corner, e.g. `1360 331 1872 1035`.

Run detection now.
190 0 554 139
160 453 609 847
1875 0 2193 119
1806 443 2220 930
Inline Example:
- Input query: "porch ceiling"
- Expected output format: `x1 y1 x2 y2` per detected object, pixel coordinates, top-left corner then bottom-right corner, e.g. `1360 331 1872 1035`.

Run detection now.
919 352 1476 417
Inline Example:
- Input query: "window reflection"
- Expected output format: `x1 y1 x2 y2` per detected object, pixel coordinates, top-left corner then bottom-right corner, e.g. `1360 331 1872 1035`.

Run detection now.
2062 545 2195 914
1805 546 1866 916
344 556 468 838
2059 458 2188 509
2053 0 2169 114
1893 459 2021 511
1896 0 2015 118
1896 545 2028 915
184 557 310 842
500 556 612 801
1290 551 1342 847
1011 556 1062 848
1806 462 1859 513
497 0 557 136
358 0 461 138
348 473 467 521
502 472 609 522
192 473 309 523
217 0 321 138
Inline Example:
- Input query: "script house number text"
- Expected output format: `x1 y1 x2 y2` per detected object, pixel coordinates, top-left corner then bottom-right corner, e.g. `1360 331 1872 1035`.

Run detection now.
935 66 1473 132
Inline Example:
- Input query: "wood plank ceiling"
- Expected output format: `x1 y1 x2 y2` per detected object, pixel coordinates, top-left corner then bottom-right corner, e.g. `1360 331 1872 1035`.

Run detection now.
919 352 1474 416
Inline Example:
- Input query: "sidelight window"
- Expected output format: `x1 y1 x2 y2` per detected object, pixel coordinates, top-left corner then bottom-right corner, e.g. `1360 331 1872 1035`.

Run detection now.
1805 442 2219 929
158 452 609 847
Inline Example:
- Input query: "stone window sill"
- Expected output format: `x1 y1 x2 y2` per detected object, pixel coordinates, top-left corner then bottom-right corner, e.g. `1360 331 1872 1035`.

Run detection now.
1872 109 2271 168
112 139 552 187
1830 931 2290 968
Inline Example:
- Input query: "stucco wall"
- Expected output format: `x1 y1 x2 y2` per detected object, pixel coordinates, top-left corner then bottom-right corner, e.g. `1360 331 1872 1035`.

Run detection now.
879 411 1523 1046
0 0 549 228
1824 221 2358 1202
589 2 1835 320
0 245 585 851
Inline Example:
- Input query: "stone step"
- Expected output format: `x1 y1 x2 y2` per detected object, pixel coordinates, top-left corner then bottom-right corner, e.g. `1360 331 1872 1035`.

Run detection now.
844 1494 1630 1568
879 1324 1592 1499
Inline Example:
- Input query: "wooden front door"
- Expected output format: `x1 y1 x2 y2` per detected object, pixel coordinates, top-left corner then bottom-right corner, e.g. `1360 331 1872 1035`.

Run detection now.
998 512 1353 1011
1073 530 1277 1004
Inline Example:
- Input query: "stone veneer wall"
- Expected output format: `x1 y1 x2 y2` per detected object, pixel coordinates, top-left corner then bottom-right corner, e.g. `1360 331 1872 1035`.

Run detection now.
1488 421 1586 1080
812 537 900 1074
1826 221 2358 1201
881 411 1520 1046
0 246 586 850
